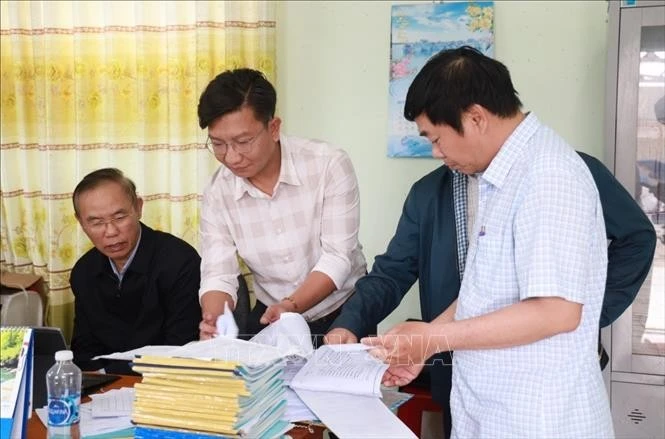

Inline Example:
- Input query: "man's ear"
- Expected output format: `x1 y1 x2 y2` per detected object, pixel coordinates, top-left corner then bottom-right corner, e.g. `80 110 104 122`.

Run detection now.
270 117 282 142
135 197 144 220
465 104 489 134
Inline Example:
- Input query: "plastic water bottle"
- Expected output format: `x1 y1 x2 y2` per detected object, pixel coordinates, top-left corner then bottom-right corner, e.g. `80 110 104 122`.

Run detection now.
46 350 82 439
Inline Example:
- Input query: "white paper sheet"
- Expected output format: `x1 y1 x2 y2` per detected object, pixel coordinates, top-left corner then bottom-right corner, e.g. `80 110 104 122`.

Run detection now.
323 343 372 352
166 336 285 367
280 357 317 422
92 345 178 361
215 301 239 339
36 400 133 437
90 388 134 418
250 312 314 357
294 389 416 439
284 387 318 422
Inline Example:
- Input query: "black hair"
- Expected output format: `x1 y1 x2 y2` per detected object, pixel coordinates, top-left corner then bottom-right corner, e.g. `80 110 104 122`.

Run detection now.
404 46 522 133
72 168 138 217
197 68 276 129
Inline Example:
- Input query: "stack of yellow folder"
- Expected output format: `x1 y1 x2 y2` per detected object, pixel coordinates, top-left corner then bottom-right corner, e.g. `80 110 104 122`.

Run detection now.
131 353 291 438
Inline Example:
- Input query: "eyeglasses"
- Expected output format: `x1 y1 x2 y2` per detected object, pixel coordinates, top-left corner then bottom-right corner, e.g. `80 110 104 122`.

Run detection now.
206 126 267 157
85 213 134 234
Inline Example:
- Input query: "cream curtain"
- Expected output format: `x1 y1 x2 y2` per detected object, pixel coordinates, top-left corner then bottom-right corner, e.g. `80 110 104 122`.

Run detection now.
0 0 275 341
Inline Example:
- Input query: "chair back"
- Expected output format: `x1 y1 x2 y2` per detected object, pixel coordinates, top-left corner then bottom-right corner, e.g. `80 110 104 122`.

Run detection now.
0 289 43 326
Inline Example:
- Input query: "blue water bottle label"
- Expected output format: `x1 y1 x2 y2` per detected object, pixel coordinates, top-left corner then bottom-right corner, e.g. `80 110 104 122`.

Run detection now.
47 394 81 426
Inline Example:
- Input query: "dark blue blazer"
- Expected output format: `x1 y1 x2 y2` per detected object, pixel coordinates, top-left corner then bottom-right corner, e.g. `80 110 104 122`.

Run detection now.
332 152 656 405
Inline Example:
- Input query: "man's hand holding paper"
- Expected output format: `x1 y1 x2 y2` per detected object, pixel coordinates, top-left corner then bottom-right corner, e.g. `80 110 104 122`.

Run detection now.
362 320 441 387
260 301 293 325
199 291 235 340
215 301 239 339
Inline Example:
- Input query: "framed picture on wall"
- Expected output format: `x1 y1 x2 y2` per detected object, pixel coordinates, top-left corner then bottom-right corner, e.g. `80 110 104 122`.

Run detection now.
388 1 494 158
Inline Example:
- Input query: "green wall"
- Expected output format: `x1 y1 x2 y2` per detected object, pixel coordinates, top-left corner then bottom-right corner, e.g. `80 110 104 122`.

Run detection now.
275 0 609 330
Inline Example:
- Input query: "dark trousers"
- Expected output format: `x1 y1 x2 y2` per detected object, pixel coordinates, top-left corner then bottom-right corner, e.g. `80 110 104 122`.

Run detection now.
443 399 452 439
244 300 343 348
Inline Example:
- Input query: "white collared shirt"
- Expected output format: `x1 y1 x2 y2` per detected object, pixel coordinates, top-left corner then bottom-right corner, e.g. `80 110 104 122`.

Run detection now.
199 133 366 321
109 227 142 287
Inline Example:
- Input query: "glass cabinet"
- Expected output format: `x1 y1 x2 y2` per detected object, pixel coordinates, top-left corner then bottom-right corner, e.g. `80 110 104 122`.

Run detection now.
604 1 665 438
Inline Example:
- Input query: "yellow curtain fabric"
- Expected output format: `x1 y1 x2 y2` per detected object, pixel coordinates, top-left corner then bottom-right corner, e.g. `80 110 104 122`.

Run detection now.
0 1 275 342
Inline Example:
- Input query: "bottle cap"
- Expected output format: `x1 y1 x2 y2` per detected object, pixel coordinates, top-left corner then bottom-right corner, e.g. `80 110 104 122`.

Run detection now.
55 350 73 361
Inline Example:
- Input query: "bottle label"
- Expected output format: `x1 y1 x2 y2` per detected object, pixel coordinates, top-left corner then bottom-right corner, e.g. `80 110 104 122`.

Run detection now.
47 394 81 426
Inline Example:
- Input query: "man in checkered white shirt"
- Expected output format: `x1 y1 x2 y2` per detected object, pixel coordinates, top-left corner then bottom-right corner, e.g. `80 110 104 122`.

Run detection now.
363 47 614 438
196 69 366 345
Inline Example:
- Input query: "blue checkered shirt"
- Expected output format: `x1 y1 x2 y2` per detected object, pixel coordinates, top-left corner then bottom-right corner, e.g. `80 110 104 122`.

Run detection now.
451 114 614 438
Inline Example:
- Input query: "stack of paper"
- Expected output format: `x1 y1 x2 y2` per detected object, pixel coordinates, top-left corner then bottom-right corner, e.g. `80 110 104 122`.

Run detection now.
249 313 316 423
130 337 292 438
90 387 134 418
280 357 317 422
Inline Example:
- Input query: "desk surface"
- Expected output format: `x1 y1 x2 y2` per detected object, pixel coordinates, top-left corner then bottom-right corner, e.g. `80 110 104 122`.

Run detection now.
28 374 139 438
27 374 325 439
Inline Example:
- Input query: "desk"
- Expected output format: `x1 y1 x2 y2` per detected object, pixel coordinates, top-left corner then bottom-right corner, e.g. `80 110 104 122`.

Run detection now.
28 375 139 438
27 375 325 438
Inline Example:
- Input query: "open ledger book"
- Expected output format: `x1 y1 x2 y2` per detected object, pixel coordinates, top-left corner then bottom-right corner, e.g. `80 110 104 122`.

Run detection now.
288 343 385 397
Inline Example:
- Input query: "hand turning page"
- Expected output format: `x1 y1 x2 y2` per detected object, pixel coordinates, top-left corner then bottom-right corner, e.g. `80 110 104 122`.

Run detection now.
215 301 239 339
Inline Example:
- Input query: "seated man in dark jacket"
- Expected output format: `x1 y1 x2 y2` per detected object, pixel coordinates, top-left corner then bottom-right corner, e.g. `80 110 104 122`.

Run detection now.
327 151 656 438
70 168 201 374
